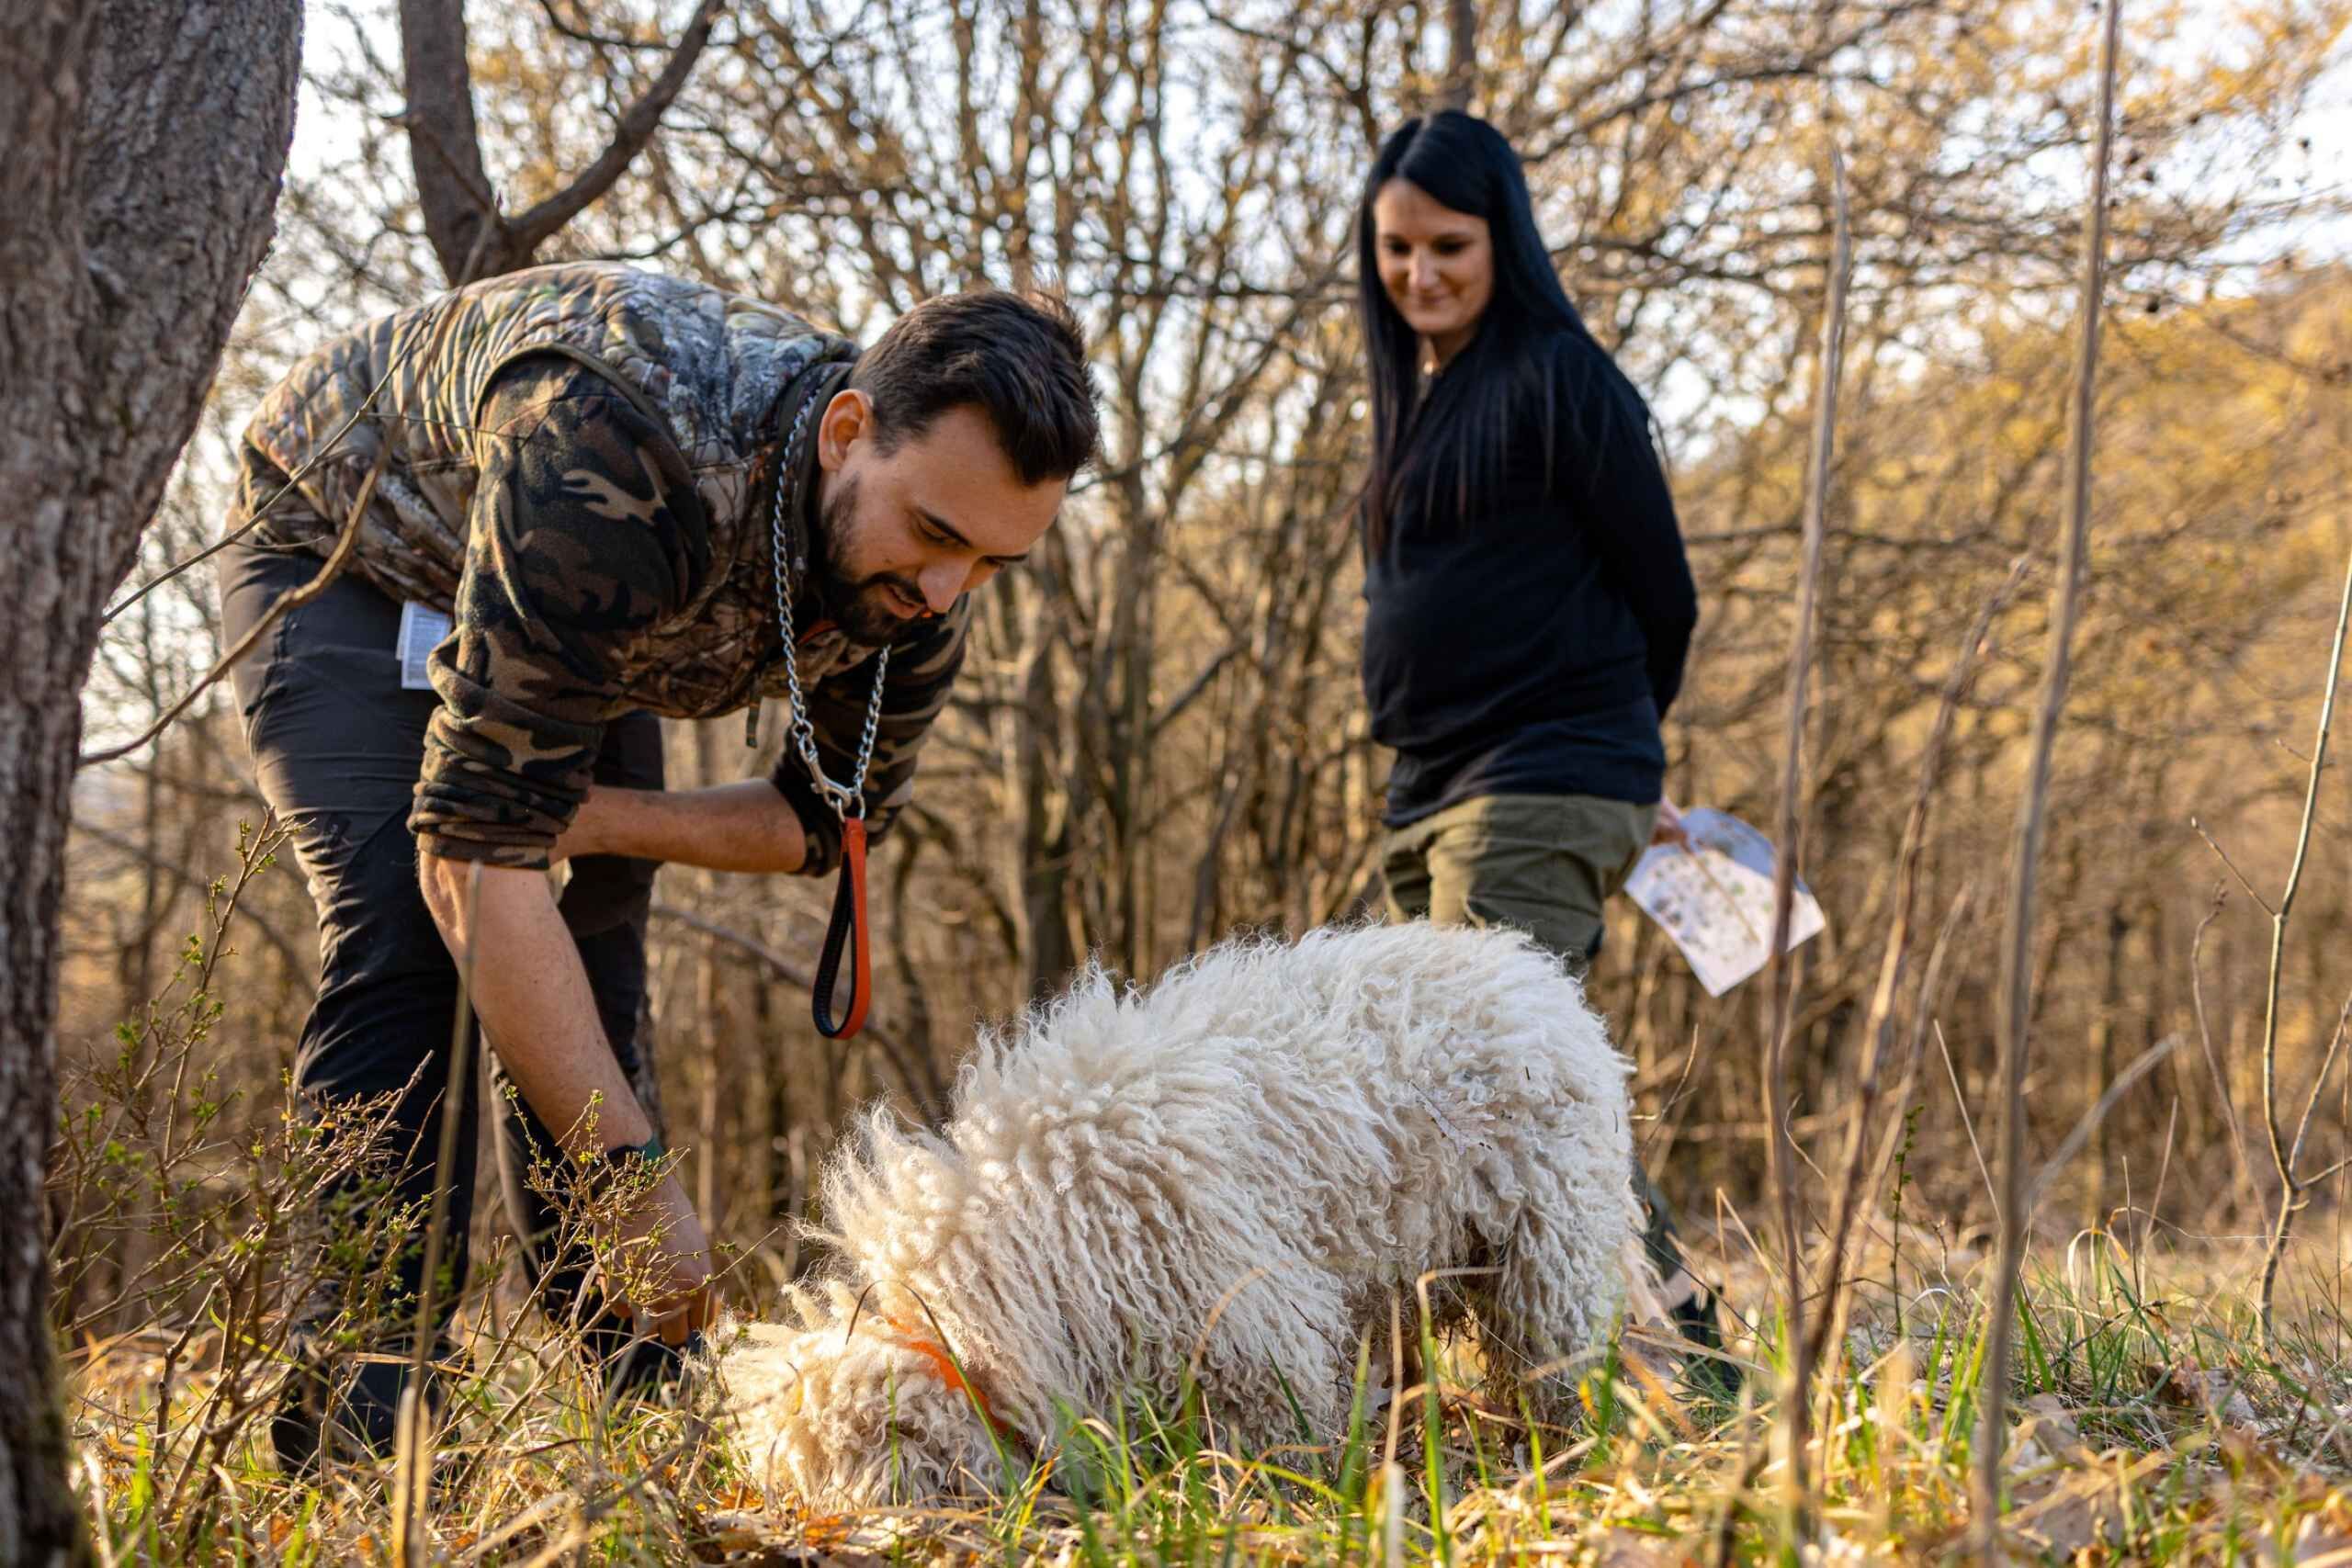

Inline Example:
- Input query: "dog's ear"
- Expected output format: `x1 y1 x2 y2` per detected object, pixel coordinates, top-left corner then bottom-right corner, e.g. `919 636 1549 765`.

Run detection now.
775 1282 829 1331
712 1320 820 1500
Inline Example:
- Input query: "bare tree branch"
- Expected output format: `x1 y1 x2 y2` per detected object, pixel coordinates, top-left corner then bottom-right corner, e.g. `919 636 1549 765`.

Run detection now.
1763 144 1849 1520
397 0 503 281
2256 544 2352 1339
649 900 948 1124
398 0 726 281
506 0 728 256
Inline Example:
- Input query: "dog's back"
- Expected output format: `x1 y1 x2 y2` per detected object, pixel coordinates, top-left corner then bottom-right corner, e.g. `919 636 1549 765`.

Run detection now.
755 922 1642 1504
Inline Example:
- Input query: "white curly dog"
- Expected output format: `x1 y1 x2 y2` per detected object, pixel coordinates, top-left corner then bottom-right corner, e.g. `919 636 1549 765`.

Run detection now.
721 921 1644 1506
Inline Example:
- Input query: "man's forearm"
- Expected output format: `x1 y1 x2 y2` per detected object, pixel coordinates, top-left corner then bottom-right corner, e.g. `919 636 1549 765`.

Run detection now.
561 780 809 874
418 855 656 1156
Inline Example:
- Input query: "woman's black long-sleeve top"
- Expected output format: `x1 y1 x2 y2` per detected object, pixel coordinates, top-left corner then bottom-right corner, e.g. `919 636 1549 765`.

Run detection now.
1361 333 1698 829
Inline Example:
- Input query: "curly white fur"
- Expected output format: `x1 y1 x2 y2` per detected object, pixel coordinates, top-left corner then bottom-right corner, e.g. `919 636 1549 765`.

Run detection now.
721 921 1644 1507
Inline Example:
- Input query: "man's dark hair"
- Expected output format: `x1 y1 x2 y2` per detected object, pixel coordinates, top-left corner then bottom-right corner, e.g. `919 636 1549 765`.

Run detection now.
851 289 1100 485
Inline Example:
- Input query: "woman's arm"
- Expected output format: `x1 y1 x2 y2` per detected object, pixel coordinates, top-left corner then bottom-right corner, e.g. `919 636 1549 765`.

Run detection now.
1577 370 1699 716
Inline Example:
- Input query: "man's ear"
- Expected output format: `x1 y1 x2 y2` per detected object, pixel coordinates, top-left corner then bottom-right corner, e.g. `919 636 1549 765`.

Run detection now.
816 388 874 472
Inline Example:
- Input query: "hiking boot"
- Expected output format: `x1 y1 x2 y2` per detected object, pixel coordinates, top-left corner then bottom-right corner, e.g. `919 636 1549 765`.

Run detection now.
272 1337 452 1475
1670 1288 1745 1404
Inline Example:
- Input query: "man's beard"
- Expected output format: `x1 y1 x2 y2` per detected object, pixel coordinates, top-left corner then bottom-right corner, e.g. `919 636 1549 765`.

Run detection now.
812 475 929 646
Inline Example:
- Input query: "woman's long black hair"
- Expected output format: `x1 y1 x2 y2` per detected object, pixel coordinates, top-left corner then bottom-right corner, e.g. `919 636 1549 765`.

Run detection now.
1357 110 1651 552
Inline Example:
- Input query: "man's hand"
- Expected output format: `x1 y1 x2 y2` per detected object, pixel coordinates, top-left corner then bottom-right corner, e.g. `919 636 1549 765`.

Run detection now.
419 847 729 1349
1651 795 1690 848
607 1171 716 1347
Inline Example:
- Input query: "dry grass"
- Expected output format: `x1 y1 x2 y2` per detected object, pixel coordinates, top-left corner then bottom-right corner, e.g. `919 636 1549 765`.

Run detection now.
60 1224 2352 1566
51 823 2352 1563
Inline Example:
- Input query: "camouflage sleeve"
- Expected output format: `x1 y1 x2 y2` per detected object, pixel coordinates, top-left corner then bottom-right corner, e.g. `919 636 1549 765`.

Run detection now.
770 595 971 877
410 355 709 868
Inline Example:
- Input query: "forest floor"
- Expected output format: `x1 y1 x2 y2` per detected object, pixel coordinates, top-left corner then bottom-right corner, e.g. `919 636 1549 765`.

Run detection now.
63 1228 2352 1565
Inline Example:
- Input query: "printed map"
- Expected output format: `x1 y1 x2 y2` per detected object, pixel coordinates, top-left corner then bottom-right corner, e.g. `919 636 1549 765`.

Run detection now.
1624 807 1826 997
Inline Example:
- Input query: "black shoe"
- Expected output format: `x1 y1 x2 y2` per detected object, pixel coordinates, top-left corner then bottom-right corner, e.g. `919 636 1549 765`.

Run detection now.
272 1337 450 1475
578 1308 704 1405
1670 1289 1744 1404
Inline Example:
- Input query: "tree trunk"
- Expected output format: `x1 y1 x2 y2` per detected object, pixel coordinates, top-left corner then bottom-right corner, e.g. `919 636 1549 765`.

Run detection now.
0 1 300 1561
397 0 725 284
397 0 504 279
1440 0 1478 110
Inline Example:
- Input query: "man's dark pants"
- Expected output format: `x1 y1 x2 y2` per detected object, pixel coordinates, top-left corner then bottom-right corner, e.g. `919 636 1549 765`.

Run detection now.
218 541 671 1467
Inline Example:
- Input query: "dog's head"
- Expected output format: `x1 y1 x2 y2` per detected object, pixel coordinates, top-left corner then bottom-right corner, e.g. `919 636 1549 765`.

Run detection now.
719 1292 1020 1509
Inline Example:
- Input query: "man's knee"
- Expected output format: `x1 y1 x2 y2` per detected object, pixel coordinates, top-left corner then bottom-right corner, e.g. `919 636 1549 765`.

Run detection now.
557 852 657 940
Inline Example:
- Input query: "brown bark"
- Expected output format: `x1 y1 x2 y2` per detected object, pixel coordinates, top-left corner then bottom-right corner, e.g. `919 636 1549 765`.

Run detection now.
0 0 300 1560
1441 0 1478 110
397 0 501 279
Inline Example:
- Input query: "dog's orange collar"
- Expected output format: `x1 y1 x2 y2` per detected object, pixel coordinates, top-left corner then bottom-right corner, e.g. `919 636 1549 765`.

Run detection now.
876 1313 1015 1440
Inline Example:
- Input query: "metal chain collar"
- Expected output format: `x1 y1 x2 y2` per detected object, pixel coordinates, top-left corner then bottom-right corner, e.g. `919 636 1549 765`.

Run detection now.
769 381 889 820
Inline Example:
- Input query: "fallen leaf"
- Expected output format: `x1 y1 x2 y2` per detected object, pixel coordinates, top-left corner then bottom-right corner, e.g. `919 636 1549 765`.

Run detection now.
2017 1392 2088 1463
2153 1361 2260 1426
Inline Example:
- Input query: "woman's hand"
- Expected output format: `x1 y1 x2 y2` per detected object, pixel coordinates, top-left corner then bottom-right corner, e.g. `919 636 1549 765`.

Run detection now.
1651 795 1690 847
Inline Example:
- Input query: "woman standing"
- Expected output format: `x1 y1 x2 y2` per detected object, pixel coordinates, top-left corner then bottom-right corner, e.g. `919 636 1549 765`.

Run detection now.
1354 110 1724 1373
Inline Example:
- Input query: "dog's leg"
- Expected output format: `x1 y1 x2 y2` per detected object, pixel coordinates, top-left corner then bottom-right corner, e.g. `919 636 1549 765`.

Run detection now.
1469 1201 1628 1437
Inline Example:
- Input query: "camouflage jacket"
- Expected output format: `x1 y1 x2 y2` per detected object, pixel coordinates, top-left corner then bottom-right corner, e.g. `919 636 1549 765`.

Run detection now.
232 262 968 875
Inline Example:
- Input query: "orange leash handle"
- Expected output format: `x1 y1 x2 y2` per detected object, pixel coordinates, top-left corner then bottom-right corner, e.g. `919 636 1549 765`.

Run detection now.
811 816 871 1038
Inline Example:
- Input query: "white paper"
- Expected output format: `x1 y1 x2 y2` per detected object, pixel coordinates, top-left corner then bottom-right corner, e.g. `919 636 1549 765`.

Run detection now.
1623 807 1825 997
397 602 453 691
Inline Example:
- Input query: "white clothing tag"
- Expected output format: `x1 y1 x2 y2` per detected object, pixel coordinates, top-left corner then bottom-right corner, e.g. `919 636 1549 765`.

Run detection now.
397 602 453 691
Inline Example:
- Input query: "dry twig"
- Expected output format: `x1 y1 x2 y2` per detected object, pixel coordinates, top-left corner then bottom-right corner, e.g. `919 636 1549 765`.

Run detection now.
1972 0 2123 1552
1762 142 1850 1521
2255 546 2352 1340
